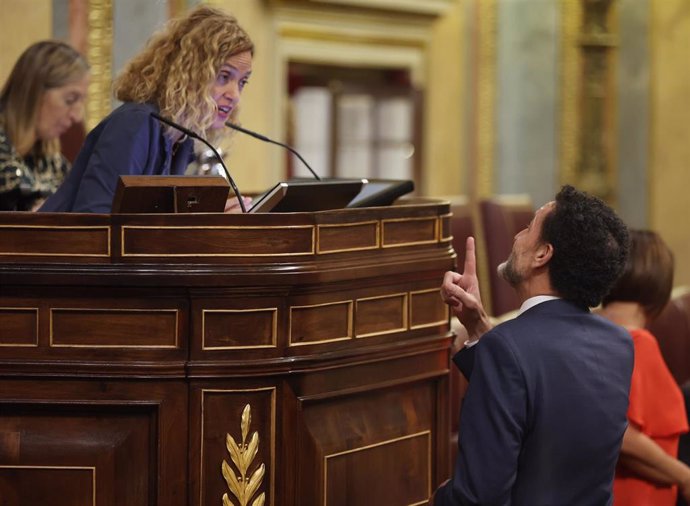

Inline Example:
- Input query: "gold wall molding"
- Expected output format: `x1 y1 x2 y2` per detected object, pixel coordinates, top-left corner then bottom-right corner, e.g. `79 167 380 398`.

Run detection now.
472 0 497 200
283 0 454 16
222 404 266 506
573 0 617 202
560 0 583 186
649 0 690 286
466 0 497 311
86 0 113 131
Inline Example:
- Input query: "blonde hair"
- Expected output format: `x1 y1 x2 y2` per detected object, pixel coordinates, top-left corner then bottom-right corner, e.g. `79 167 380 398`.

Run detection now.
0 40 89 157
113 5 253 141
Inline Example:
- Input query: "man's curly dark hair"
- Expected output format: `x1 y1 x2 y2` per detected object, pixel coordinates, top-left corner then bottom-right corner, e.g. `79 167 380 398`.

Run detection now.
540 185 630 308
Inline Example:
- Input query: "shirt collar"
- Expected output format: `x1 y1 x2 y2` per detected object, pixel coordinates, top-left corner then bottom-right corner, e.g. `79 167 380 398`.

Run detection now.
518 295 560 315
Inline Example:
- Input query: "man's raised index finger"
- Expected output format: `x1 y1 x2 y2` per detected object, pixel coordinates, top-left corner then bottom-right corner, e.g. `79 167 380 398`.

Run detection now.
463 236 476 277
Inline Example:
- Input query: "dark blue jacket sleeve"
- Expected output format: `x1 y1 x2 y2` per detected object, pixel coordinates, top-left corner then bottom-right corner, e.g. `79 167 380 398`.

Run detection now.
435 331 526 506
452 344 476 380
71 107 157 213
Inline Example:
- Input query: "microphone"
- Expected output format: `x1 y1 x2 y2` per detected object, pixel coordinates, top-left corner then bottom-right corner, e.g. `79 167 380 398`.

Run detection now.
150 112 247 213
225 121 321 181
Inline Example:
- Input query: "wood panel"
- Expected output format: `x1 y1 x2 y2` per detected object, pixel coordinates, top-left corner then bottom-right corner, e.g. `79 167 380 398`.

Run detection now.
0 308 38 346
355 293 408 338
51 308 178 348
289 301 353 346
191 386 276 506
0 201 453 505
0 225 110 257
0 380 187 506
317 221 379 253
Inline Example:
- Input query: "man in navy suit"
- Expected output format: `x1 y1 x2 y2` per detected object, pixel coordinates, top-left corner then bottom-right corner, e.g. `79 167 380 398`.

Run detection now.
432 185 634 506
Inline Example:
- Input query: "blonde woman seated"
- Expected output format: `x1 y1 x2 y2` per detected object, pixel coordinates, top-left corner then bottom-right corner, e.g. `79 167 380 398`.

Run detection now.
601 229 690 505
0 41 89 210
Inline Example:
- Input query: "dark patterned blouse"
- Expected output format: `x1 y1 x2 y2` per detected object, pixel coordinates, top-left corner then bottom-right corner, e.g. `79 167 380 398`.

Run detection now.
0 126 68 211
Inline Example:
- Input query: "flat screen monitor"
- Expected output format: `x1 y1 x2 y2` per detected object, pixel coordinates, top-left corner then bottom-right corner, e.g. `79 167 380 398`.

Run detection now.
248 179 364 213
346 179 414 208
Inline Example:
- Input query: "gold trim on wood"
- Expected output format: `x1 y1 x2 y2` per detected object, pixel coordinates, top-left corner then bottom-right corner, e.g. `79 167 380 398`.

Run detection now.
355 292 409 338
409 288 449 330
0 465 96 505
0 225 111 257
381 216 440 248
222 404 266 506
202 308 279 350
49 308 179 348
200 388 276 506
323 430 432 505
0 307 39 347
316 220 381 254
288 300 354 346
86 0 113 131
121 225 316 257
439 212 453 242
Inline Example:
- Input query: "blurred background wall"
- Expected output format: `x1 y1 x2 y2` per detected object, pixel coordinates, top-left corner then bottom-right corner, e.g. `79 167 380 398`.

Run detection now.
1 0 688 286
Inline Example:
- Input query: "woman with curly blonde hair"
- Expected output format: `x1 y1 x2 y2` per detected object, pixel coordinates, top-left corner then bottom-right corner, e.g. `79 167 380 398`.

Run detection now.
41 5 253 213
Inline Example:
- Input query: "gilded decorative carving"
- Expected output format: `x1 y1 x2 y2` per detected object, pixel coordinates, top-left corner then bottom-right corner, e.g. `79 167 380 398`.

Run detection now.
222 404 266 506
559 0 583 186
473 0 497 200
574 0 617 201
469 0 497 317
86 0 113 131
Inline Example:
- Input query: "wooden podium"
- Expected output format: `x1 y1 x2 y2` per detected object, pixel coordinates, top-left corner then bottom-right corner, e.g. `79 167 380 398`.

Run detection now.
0 199 454 506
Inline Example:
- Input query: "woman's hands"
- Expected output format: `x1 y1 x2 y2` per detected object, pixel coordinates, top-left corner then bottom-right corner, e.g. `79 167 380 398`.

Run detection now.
224 196 253 213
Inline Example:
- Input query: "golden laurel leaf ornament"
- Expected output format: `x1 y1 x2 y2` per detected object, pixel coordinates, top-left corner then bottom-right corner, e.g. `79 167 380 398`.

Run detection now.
222 404 266 506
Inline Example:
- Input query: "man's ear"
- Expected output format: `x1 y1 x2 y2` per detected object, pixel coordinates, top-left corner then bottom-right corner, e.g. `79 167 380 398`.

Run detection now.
533 242 553 268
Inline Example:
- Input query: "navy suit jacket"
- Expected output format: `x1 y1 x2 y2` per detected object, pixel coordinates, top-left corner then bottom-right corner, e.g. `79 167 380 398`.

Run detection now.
435 299 634 506
40 102 194 213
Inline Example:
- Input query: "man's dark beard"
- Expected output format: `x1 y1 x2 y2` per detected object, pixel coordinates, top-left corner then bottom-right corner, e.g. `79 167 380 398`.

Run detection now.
498 255 522 287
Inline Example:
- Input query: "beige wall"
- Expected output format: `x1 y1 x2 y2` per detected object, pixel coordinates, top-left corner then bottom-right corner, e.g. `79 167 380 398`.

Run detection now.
424 1 465 196
650 0 690 286
0 0 53 84
210 0 465 195
208 0 277 193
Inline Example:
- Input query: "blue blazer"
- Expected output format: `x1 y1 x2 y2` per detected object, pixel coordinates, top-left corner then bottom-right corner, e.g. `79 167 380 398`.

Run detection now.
435 299 634 506
40 102 194 213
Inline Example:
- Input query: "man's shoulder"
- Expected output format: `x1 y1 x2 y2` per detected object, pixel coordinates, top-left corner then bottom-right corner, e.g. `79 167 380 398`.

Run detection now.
491 299 632 346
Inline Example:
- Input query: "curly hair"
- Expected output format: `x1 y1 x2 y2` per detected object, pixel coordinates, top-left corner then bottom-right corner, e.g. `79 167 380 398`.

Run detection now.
540 185 630 309
602 229 674 320
113 5 253 141
0 40 89 157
